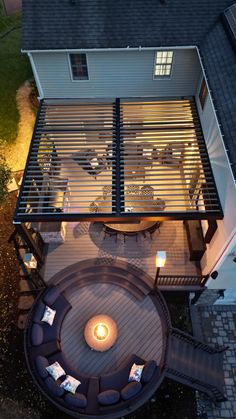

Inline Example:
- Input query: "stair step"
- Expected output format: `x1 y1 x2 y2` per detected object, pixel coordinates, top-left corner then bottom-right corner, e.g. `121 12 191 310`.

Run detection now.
166 332 225 401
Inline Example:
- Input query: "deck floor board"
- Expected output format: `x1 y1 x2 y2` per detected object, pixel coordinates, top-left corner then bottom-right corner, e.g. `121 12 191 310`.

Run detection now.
44 220 199 283
61 283 163 376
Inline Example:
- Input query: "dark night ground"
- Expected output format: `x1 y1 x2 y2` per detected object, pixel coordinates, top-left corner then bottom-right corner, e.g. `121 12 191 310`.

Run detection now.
0 193 198 419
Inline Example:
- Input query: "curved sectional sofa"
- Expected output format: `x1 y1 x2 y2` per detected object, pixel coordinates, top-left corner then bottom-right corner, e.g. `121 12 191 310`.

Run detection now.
25 285 162 418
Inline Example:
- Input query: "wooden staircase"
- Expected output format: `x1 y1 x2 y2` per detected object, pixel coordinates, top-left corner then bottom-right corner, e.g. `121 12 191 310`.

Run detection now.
166 328 226 402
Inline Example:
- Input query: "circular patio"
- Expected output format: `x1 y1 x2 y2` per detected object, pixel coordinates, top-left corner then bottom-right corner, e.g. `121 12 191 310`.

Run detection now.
25 259 171 419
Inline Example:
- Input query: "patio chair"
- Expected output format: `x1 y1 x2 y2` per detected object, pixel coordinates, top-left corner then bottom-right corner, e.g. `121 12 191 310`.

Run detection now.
90 201 99 213
154 198 166 211
126 184 140 195
102 185 112 199
140 185 154 199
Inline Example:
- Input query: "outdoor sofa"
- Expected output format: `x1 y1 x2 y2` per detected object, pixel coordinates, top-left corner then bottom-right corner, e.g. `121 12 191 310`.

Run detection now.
26 286 160 416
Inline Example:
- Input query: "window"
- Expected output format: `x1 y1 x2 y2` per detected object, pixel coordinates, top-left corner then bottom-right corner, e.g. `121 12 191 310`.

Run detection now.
69 53 88 80
154 51 173 77
199 78 208 109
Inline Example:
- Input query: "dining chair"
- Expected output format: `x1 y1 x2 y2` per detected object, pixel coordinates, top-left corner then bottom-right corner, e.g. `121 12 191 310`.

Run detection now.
123 231 139 242
89 201 99 213
103 226 118 242
142 222 161 239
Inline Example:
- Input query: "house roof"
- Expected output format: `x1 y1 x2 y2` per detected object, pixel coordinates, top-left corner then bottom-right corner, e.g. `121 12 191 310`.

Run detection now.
22 0 236 181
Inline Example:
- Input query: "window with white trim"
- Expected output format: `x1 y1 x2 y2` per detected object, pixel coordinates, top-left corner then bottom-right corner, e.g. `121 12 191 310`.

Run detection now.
154 51 174 77
69 53 88 80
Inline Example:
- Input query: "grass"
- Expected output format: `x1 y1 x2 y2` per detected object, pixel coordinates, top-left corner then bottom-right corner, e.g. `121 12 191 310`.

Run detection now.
0 4 32 146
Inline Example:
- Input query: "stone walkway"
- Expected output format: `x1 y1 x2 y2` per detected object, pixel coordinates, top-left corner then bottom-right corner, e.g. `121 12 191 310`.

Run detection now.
191 296 236 419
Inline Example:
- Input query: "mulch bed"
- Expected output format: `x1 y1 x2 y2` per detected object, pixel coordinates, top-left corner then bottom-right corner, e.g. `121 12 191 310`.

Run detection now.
2 0 22 16
0 192 198 418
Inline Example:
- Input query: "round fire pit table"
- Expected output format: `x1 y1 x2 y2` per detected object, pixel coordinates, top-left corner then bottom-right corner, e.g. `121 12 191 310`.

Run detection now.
84 314 118 352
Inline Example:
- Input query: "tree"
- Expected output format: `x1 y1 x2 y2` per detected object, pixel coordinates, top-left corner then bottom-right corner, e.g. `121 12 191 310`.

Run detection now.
0 155 11 205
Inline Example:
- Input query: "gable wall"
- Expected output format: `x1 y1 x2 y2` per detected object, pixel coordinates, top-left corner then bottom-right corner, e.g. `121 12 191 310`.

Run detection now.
31 49 201 98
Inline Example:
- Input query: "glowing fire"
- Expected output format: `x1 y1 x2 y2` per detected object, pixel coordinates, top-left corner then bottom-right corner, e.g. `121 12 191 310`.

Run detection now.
93 323 109 340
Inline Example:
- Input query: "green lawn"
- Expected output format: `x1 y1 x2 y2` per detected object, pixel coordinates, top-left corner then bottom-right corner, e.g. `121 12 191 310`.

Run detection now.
0 5 32 145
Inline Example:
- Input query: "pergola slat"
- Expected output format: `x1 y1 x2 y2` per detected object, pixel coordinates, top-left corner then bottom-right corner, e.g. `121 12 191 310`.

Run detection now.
14 98 223 222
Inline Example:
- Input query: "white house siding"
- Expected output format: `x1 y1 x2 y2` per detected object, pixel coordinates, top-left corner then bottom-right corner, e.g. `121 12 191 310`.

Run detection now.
31 49 201 99
196 75 236 288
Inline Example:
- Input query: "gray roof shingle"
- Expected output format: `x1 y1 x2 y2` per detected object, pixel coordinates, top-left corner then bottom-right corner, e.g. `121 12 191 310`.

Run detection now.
22 0 236 180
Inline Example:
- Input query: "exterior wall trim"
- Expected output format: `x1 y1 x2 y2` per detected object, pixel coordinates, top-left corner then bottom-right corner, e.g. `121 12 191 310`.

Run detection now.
28 52 44 98
195 47 235 183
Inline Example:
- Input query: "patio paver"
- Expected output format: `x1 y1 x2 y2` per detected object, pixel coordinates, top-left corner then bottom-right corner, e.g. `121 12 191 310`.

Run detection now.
191 300 236 419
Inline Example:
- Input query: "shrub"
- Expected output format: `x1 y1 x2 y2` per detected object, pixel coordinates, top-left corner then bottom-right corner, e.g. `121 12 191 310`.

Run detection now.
0 155 11 204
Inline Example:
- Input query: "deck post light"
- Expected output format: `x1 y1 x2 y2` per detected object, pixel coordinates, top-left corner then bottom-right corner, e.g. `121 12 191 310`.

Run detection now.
154 251 166 289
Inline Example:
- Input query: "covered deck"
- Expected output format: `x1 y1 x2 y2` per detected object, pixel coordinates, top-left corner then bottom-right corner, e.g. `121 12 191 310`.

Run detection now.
13 98 223 290
15 97 222 222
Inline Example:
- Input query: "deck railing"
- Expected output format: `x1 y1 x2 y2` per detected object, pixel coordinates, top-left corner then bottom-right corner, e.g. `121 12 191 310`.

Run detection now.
157 275 209 288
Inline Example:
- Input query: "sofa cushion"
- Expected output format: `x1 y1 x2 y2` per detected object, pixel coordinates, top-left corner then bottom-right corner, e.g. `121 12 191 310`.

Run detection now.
65 392 87 408
31 324 44 346
35 355 49 379
49 190 65 210
141 360 157 384
97 390 120 406
33 300 46 323
43 287 60 306
100 354 145 392
45 377 64 397
121 382 142 401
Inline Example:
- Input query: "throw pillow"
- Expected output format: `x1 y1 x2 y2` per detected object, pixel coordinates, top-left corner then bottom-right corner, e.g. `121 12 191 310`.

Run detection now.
46 361 66 381
129 363 144 382
60 375 81 394
41 305 56 326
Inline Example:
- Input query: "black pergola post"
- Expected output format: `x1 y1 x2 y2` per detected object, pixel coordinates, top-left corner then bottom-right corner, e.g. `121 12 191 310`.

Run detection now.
15 222 45 267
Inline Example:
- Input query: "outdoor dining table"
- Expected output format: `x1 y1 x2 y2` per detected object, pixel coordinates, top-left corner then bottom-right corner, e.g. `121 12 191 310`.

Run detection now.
97 194 165 233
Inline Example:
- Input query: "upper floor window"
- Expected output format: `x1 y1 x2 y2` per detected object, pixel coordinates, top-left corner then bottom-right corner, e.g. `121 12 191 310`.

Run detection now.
154 51 173 78
69 53 88 80
199 78 208 109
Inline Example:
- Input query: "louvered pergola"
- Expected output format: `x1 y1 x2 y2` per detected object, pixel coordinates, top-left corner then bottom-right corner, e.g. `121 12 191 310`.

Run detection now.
14 98 223 223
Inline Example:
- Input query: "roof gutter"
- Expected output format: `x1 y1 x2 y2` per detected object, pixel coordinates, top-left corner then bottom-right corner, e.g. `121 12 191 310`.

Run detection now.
21 45 197 53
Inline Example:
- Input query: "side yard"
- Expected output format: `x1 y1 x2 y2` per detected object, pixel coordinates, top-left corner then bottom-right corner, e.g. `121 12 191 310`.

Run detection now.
0 1 33 150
